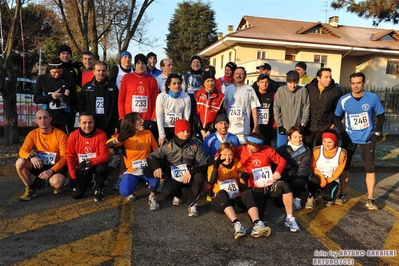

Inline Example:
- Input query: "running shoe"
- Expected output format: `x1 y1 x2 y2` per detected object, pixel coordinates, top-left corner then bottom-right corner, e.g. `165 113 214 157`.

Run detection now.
172 196 182 206
251 221 271 237
126 192 136 202
234 221 247 239
285 217 300 232
293 197 302 210
148 195 160 211
305 196 316 210
188 203 198 217
94 188 104 202
20 186 37 201
53 188 63 195
325 201 334 207
335 193 347 205
366 198 378 210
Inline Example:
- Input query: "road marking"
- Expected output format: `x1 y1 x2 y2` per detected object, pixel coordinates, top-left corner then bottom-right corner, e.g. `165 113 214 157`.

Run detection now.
0 194 122 240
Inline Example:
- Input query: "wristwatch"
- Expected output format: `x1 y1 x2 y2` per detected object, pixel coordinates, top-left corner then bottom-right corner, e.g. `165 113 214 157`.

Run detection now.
374 132 381 137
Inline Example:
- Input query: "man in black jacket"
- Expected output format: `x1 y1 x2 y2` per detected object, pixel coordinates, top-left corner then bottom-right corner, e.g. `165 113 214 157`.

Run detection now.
305 68 342 149
78 61 119 138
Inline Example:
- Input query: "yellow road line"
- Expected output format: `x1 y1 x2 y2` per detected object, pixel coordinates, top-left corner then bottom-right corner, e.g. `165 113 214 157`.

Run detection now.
0 194 122 240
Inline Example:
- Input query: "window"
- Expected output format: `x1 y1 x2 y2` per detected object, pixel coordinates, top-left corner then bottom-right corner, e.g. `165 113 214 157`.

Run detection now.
221 55 224 69
386 60 399 75
257 51 266 59
314 55 328 68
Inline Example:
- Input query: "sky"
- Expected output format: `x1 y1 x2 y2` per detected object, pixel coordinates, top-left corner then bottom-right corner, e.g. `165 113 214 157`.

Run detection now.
128 0 396 67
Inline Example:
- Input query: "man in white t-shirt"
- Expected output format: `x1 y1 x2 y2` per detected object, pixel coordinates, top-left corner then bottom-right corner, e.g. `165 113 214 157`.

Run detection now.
223 67 261 144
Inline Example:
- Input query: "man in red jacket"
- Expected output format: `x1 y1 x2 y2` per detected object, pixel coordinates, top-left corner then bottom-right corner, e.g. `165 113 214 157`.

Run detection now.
67 112 109 201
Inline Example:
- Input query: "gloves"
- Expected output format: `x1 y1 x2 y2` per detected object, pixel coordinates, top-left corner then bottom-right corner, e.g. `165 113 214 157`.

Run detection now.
117 130 132 142
240 172 250 182
76 160 90 177
69 179 77 189
32 177 46 190
210 156 226 185
278 126 287 135
213 156 226 169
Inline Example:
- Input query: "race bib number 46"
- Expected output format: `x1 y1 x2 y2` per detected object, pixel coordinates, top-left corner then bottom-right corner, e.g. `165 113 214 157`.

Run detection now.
252 166 273 188
171 164 188 182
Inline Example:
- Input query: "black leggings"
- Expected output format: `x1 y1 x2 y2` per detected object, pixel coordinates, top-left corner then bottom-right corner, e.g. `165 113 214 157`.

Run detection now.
71 162 109 199
308 175 339 201
161 172 205 205
285 176 307 198
211 189 257 214
252 180 292 221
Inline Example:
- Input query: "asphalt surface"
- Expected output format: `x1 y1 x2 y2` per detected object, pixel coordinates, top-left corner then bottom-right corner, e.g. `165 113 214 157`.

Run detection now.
0 171 398 266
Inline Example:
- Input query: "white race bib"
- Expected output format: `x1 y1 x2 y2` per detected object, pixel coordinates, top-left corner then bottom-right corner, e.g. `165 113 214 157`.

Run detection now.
171 164 188 182
96 97 104 114
165 113 182 127
257 109 269 125
36 152 57 165
252 166 273 188
78 153 97 163
132 159 148 176
132 95 148 113
228 105 244 132
349 112 370 130
219 179 239 199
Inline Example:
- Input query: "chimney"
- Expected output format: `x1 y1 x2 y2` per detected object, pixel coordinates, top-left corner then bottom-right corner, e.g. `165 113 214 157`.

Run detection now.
218 32 223 40
227 25 234 35
329 16 339 27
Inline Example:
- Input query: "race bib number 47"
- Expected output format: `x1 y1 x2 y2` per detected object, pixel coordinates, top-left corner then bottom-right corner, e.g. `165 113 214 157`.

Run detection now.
252 166 273 188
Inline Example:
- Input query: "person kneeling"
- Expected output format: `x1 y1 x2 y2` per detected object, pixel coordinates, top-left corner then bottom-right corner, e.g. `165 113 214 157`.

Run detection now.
209 142 271 239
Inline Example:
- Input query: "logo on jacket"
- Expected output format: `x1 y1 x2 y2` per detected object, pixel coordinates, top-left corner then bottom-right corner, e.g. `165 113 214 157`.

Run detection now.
362 104 370 111
137 86 144 93
108 87 113 91
252 159 261 167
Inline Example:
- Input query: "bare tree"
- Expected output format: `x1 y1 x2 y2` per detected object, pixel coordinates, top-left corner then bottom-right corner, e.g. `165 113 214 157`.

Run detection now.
0 0 23 144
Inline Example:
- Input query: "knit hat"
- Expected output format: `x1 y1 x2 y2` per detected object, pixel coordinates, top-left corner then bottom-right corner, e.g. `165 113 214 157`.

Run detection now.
322 130 338 145
190 55 202 65
286 70 300 82
202 71 215 84
174 119 191 134
120 51 132 59
58 44 72 55
214 114 229 125
134 53 147 65
295 62 307 71
146 52 157 59
256 63 271 70
225 62 237 72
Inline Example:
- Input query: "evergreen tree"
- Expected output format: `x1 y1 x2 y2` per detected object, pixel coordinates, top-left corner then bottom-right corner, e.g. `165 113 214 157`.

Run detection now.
332 0 399 26
165 1 217 74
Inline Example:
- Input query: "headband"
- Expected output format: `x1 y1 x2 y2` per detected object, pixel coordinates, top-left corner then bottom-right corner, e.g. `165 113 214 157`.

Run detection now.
247 136 264 145
48 63 63 70
322 132 338 144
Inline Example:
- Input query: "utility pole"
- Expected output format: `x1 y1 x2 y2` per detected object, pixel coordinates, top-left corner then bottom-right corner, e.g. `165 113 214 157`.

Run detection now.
19 9 25 77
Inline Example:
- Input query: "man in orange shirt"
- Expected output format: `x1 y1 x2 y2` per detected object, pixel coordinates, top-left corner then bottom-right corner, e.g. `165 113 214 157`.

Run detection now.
16 110 68 201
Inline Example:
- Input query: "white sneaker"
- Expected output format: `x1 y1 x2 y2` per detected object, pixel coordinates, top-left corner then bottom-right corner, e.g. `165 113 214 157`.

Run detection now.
293 197 302 210
172 196 182 206
251 221 271 238
234 221 246 239
126 192 136 202
148 195 159 211
188 203 198 217
285 217 300 232
156 180 164 193
305 196 316 210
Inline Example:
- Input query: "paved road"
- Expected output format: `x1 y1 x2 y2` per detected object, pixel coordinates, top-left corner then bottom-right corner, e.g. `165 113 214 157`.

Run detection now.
0 172 398 266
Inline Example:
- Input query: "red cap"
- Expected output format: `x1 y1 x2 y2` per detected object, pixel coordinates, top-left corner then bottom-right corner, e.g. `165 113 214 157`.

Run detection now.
174 119 190 134
322 132 338 144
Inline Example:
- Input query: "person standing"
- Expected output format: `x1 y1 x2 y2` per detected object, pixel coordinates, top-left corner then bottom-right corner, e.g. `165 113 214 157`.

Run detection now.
67 113 109 201
304 68 342 149
295 62 313 86
146 52 162 78
79 61 119 138
215 62 236 93
334 72 385 210
224 67 261 144
254 74 275 146
156 58 174 93
193 71 225 141
252 63 278 92
34 58 77 135
16 110 68 200
81 51 95 86
274 70 310 147
109 51 134 90
118 53 159 139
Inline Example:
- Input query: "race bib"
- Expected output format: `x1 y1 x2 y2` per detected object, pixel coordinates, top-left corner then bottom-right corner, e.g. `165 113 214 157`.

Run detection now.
219 179 239 199
228 105 244 132
349 112 370 130
252 166 273 188
36 152 57 165
78 153 97 163
171 164 188 182
132 95 148 113
165 113 182 127
257 109 269 125
49 100 66 110
96 97 104 114
132 159 148 176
